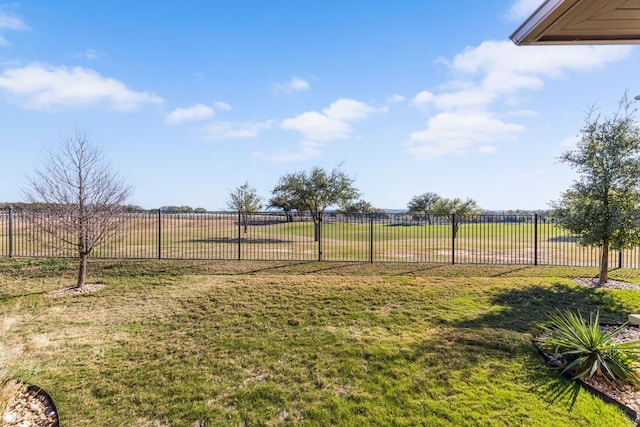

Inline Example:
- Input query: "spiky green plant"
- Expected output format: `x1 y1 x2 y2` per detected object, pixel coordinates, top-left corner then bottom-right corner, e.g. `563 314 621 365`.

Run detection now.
537 309 640 386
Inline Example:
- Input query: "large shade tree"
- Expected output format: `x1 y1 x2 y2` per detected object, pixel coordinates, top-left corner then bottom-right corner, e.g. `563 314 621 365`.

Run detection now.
271 165 360 240
268 193 302 222
407 192 441 224
431 197 481 238
553 94 640 284
226 182 263 233
339 199 374 214
22 131 132 288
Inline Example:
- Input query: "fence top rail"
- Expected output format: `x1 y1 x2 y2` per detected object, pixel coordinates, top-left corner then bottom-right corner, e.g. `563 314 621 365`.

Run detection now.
0 207 555 219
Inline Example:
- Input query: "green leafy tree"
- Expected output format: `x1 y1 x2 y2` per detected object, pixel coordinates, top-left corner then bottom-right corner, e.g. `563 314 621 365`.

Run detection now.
339 199 373 214
268 193 303 222
22 131 131 288
339 199 389 219
271 165 360 241
553 94 640 283
431 197 481 238
407 192 441 224
226 182 263 233
160 205 194 213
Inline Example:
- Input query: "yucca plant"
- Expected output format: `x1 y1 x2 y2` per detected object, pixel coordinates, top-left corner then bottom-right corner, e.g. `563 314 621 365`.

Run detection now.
537 309 640 386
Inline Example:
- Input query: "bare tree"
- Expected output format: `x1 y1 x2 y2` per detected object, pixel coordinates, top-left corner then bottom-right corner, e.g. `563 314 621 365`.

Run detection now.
22 131 132 288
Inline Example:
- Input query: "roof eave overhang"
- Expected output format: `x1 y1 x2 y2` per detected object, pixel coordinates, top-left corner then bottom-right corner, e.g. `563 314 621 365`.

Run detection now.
510 0 640 45
511 0 570 45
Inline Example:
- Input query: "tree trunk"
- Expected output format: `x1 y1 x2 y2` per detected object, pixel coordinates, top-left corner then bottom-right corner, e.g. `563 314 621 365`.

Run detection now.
77 253 88 288
314 221 320 242
599 239 609 284
241 214 249 234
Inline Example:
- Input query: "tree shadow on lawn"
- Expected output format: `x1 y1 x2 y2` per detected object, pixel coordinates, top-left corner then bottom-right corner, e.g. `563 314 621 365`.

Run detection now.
189 237 291 244
445 282 626 333
0 289 52 302
546 235 580 243
437 282 633 414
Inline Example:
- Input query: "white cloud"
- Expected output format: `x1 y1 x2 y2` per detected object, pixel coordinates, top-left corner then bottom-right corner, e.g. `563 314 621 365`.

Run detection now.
252 141 322 163
404 111 525 159
214 101 232 111
412 91 435 107
406 40 631 159
282 110 351 141
203 120 275 141
452 41 630 86
417 87 496 111
505 0 542 21
0 11 29 46
560 134 580 148
81 49 103 61
165 103 215 124
387 94 405 104
507 109 539 118
478 145 497 154
282 98 384 141
0 64 163 111
273 76 310 94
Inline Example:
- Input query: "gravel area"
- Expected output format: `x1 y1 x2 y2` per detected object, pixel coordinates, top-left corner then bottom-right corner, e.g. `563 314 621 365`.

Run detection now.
1 385 58 427
571 277 640 291
46 283 104 297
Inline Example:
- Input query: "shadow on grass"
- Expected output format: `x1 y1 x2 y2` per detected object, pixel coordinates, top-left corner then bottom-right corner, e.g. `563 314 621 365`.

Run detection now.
489 265 534 277
541 378 582 410
189 237 291 244
0 289 52 302
436 282 636 417
547 236 580 243
445 282 625 333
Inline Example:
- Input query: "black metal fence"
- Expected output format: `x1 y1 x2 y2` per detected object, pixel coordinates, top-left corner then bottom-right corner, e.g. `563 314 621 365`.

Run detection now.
1 207 639 267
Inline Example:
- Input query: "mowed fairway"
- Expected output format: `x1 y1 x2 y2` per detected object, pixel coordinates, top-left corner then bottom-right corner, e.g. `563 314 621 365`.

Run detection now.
2 259 640 426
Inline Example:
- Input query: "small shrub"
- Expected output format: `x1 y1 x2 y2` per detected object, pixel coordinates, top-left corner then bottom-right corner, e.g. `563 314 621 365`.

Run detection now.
537 309 640 386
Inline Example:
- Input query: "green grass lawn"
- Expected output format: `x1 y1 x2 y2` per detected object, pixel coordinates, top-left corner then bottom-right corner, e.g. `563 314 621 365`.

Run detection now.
2 258 640 426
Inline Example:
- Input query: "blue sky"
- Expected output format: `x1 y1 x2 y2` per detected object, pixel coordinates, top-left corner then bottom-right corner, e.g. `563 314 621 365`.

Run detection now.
0 1 638 211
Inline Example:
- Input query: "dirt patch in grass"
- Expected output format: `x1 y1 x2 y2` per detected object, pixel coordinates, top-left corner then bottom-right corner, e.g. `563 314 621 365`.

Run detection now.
46 283 105 298
572 277 640 291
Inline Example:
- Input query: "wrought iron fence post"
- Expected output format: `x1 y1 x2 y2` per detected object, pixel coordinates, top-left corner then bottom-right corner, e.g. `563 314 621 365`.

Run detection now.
157 209 162 260
318 215 322 262
369 212 374 263
451 213 456 265
534 213 538 266
237 210 241 260
8 206 13 258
